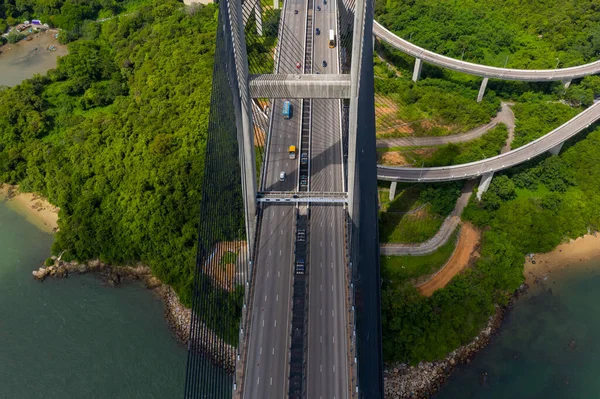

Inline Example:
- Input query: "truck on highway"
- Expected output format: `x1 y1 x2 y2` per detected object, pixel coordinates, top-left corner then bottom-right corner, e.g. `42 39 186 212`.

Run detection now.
289 145 296 159
282 100 292 119
328 29 335 48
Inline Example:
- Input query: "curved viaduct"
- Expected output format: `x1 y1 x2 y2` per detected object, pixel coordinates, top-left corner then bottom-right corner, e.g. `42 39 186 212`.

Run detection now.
376 100 600 183
373 21 600 82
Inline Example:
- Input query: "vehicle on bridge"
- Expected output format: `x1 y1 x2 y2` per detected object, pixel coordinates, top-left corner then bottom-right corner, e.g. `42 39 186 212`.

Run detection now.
283 100 292 119
296 259 305 275
279 171 286 181
289 145 296 159
322 60 327 67
316 27 320 35
317 5 321 11
328 29 335 48
300 152 308 164
300 174 308 186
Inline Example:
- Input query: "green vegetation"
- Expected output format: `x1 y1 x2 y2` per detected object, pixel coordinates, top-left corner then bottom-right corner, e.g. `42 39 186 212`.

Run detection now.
382 126 600 365
383 124 508 167
379 183 460 243
0 0 217 308
0 0 151 43
374 50 500 137
220 251 237 266
375 0 600 68
381 229 458 285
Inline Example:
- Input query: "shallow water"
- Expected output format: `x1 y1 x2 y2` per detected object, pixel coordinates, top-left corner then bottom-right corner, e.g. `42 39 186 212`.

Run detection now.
0 200 191 398
0 31 67 87
435 263 600 399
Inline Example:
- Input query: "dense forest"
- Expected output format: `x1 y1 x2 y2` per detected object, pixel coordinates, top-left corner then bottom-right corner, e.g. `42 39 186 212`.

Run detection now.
0 0 217 309
381 126 600 364
0 0 149 42
375 0 600 68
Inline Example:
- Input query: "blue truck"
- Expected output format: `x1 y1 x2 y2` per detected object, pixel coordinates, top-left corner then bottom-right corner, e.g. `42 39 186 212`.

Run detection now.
282 100 292 119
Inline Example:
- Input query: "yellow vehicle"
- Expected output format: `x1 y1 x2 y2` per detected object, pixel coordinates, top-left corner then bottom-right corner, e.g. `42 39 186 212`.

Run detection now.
289 145 296 159
328 29 335 48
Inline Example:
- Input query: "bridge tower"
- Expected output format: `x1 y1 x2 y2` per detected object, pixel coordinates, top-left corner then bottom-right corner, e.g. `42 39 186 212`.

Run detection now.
184 0 383 395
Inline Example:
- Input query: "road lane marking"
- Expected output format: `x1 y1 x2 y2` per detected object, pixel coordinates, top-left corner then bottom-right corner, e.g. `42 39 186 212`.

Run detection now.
270 377 273 386
257 377 260 385
276 294 279 302
333 335 335 344
320 284 323 291
320 335 322 343
331 262 333 269
267 271 269 278
272 348 275 355
265 295 267 302
332 284 334 292
260 347 262 354
274 320 277 327
278 271 280 277
281 229 283 235
262 319 264 327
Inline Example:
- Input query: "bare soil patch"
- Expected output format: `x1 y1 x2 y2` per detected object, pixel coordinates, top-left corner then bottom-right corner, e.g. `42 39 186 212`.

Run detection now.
417 222 480 296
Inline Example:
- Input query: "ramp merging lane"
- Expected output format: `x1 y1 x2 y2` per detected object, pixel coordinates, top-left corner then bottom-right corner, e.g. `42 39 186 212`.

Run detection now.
377 100 600 182
373 20 600 81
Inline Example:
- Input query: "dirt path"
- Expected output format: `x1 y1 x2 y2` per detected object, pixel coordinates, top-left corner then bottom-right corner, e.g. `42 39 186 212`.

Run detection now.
417 222 480 297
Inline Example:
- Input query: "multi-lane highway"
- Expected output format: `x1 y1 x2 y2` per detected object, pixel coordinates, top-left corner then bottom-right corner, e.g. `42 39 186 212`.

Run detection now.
244 0 350 396
243 0 306 397
377 100 600 182
373 20 600 81
307 0 349 397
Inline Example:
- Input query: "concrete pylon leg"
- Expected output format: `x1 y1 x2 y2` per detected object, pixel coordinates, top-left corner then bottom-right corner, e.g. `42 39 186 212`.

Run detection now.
549 142 564 155
412 58 423 82
254 0 262 36
389 181 397 202
477 171 494 201
477 77 489 103
563 79 572 89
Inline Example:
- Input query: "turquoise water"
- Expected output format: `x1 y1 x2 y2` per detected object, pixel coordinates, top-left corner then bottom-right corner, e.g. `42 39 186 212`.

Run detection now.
436 263 600 399
0 201 189 398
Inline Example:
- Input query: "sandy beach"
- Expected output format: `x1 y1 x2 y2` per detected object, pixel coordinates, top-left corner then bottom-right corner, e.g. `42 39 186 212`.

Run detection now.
0 184 59 233
524 233 600 285
0 29 68 87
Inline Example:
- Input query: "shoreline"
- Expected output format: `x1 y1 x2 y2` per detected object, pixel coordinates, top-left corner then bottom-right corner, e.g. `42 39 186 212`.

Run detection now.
0 184 59 233
31 259 237 372
524 232 600 285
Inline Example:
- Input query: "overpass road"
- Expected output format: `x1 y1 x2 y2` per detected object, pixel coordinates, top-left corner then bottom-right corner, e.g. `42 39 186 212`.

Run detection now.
243 0 306 397
373 20 600 82
377 100 600 182
307 0 349 397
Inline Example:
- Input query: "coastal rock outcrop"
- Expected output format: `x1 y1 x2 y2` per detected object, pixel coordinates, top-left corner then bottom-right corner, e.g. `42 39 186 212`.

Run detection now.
32 258 236 371
383 308 504 398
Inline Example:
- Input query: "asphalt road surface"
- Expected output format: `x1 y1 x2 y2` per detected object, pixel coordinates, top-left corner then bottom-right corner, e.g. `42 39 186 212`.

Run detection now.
243 0 307 397
307 1 350 398
373 20 600 81
377 100 600 182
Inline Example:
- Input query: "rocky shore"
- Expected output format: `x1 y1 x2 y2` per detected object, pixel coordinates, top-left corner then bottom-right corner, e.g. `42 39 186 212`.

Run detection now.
384 283 529 398
32 257 236 372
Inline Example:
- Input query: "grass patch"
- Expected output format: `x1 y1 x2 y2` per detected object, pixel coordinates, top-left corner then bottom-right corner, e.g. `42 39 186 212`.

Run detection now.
379 203 443 243
220 251 237 266
382 229 458 285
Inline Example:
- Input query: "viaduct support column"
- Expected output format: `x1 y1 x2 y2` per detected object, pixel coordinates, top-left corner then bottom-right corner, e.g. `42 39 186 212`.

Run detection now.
477 171 494 201
389 181 397 202
477 77 489 103
412 58 423 82
549 142 564 155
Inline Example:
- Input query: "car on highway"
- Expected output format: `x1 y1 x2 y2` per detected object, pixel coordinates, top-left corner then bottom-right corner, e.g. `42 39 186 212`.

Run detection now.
300 175 308 186
296 61 301 69
300 153 308 164
279 171 286 181
294 9 298 14
295 259 305 275
297 229 306 241
316 28 320 35
322 60 327 67
316 5 321 11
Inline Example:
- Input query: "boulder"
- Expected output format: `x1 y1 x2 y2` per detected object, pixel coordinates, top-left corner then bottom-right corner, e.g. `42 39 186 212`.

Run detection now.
32 267 48 280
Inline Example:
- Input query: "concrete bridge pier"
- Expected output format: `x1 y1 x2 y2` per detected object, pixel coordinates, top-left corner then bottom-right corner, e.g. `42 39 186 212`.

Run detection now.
477 77 489 103
412 58 423 82
549 142 564 155
476 171 494 200
242 0 263 35
563 79 572 89
389 181 397 201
